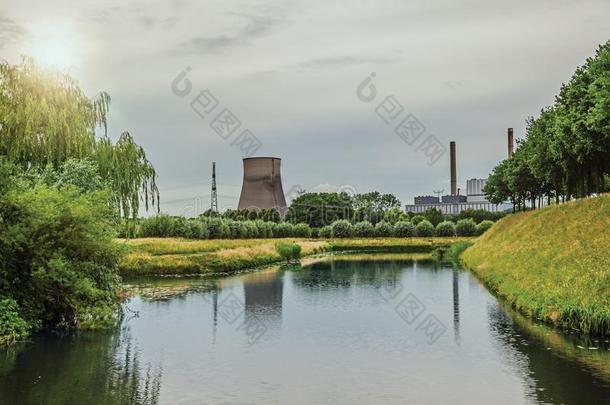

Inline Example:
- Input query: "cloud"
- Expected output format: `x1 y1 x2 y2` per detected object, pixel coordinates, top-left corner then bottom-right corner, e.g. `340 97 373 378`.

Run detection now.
179 13 280 54
0 14 25 50
298 55 399 69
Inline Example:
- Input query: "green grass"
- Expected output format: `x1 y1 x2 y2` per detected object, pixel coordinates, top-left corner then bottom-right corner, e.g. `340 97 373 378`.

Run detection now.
119 237 473 276
461 194 610 335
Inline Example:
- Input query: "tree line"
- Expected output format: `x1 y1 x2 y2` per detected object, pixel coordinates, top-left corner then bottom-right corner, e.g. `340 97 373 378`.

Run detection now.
485 41 610 210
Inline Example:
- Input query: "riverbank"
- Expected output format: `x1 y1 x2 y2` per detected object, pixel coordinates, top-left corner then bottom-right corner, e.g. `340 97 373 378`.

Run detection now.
118 237 470 275
461 194 610 335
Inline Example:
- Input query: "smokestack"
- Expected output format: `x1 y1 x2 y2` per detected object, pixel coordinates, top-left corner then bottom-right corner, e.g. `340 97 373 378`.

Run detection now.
508 128 514 159
238 157 287 213
450 141 457 196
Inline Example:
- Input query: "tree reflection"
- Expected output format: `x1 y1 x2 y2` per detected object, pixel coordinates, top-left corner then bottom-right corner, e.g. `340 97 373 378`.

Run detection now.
488 303 610 404
0 326 161 405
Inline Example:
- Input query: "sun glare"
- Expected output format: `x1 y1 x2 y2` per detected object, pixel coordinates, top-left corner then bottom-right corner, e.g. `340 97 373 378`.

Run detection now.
26 25 80 71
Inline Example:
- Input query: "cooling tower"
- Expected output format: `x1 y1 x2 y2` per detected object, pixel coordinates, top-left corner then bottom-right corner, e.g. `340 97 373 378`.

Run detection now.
237 157 287 213
450 141 457 196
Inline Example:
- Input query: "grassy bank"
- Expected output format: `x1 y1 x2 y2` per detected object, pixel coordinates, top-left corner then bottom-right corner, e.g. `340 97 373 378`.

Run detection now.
118 237 469 276
462 194 610 335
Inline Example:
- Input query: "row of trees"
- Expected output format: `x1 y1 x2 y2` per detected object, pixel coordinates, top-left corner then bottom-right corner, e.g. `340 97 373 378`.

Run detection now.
485 42 610 209
138 213 495 239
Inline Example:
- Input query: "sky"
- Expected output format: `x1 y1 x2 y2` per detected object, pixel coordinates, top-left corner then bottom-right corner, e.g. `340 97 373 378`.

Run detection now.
1 0 609 215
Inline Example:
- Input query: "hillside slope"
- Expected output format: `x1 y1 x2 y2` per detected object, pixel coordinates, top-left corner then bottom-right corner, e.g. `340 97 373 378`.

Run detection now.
462 194 610 335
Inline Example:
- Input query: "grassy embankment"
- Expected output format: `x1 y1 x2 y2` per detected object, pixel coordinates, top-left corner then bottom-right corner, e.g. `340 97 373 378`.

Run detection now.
118 237 469 276
461 194 610 335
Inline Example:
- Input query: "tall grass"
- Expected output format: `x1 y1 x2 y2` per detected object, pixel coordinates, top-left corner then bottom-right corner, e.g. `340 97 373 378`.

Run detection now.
462 194 610 335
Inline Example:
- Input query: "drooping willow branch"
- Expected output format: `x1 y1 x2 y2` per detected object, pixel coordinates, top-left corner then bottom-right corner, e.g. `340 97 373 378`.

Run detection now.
0 57 159 219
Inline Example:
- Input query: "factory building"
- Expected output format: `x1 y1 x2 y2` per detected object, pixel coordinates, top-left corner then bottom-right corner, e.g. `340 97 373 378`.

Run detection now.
405 133 513 215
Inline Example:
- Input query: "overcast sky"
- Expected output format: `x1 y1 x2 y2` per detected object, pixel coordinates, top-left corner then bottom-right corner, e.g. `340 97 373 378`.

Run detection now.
2 0 609 215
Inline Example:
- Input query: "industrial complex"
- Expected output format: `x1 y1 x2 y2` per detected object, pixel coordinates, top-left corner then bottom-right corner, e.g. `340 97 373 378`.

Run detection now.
405 129 514 215
223 130 513 216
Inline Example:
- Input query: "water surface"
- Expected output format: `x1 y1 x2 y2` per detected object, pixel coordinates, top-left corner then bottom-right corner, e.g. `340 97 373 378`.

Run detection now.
1 254 609 404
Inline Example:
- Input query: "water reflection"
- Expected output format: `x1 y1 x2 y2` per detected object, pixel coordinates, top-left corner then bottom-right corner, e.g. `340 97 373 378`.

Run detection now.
1 255 609 404
0 328 161 405
488 303 610 404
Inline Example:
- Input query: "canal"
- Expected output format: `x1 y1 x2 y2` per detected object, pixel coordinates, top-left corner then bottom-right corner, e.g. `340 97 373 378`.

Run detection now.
1 254 609 404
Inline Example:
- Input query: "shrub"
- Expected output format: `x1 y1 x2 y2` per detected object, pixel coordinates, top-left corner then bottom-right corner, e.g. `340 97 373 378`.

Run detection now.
138 215 176 237
331 220 354 238
0 298 31 345
423 208 444 226
318 226 333 238
273 222 294 238
411 215 426 225
310 227 319 238
227 220 244 239
415 219 435 236
354 221 375 237
456 218 477 236
254 220 273 238
374 221 393 237
0 185 122 342
436 221 456 237
205 217 229 239
293 223 312 238
185 220 208 239
242 221 258 238
476 220 495 235
274 242 301 261
394 221 415 237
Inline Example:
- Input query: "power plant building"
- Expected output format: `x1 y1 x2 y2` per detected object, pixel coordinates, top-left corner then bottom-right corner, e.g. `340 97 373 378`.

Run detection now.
405 138 511 215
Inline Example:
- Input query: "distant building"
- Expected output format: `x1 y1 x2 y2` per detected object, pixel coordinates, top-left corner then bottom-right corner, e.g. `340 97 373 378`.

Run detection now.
466 178 488 203
414 195 440 205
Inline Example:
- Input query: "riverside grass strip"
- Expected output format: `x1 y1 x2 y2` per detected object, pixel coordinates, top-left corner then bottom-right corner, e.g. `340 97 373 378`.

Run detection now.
118 237 470 276
461 194 610 335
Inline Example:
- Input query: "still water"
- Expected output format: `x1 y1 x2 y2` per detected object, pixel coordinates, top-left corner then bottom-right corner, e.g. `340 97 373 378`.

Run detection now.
1 254 609 404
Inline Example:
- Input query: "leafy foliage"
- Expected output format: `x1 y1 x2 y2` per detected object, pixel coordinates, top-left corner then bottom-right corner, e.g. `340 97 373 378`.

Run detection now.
393 221 415 237
415 220 435 237
0 178 121 340
274 242 302 261
0 58 158 221
485 41 610 208
456 219 477 236
436 221 456 237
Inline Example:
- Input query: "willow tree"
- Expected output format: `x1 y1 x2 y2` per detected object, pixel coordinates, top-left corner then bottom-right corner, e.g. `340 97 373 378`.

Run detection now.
0 57 158 219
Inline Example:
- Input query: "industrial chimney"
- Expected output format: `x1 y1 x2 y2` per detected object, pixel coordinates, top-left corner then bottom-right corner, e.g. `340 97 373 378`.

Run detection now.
508 128 514 159
450 141 457 196
237 157 287 213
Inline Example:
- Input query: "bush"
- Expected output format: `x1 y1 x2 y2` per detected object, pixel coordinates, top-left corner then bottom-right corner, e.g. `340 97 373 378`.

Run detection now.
436 221 456 237
292 223 312 238
206 217 229 238
185 220 208 239
354 221 375 237
254 220 273 238
476 220 495 235
415 219 435 236
456 218 477 236
0 298 31 345
310 227 319 238
331 220 354 238
411 215 426 225
374 221 394 237
138 215 176 237
457 209 505 224
0 185 122 342
273 222 294 238
274 242 301 261
394 221 415 237
242 221 258 238
423 208 444 226
318 226 333 238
